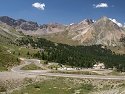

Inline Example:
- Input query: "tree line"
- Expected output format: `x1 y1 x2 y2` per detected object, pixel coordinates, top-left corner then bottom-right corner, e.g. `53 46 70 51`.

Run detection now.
16 36 125 72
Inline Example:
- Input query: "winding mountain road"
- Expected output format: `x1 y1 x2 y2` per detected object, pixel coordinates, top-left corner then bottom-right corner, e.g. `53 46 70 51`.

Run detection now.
11 58 125 80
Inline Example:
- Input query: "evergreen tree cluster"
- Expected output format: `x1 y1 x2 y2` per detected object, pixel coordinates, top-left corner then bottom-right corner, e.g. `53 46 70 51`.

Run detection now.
17 36 125 72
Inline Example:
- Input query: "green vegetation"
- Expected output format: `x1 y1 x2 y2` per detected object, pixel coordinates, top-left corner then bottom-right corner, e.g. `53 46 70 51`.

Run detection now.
0 40 39 71
12 77 96 94
0 46 19 71
44 61 48 64
0 41 38 58
119 83 125 87
108 71 122 76
16 36 125 72
0 86 6 92
0 21 21 44
42 31 80 46
21 63 43 70
120 36 125 46
12 76 125 94
80 84 94 92
47 63 61 69
50 70 98 75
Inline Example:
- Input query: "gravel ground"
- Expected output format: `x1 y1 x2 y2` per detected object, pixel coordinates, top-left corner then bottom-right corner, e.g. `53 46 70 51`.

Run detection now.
0 71 37 94
91 88 125 94
1 72 125 94
0 72 27 81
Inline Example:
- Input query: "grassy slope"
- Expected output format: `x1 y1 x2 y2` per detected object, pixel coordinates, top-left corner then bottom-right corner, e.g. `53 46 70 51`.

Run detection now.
0 22 24 70
42 32 81 46
0 42 38 58
0 41 39 71
45 35 125 54
21 63 43 70
107 46 125 54
0 46 19 71
0 21 21 43
12 77 125 94
12 77 95 94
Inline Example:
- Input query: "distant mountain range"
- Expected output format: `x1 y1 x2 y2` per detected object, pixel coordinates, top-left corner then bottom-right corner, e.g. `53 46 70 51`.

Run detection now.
0 16 66 35
0 16 125 46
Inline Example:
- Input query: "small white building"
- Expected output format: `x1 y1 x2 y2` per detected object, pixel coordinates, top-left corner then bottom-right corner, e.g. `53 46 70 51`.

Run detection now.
93 63 105 69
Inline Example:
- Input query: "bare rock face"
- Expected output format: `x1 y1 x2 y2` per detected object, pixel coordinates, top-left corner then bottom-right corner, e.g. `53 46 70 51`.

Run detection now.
66 19 94 38
0 16 16 26
0 16 124 46
92 16 122 46
19 21 39 30
0 16 39 31
70 16 123 46
0 16 66 35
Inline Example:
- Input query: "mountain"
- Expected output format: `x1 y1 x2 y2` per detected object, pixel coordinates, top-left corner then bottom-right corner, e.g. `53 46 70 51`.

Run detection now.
70 16 123 46
0 16 125 46
42 19 94 45
46 16 124 46
0 16 66 35
0 21 21 43
0 16 39 30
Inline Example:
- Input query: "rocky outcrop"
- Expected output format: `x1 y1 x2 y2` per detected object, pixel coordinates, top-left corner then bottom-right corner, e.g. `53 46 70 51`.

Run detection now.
19 21 39 30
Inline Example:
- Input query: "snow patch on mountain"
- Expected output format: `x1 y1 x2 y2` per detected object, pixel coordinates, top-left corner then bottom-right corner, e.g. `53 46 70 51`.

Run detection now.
92 20 96 23
109 18 122 27
70 23 74 25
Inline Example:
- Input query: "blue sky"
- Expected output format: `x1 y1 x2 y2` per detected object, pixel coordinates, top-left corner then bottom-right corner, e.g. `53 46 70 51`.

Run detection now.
0 0 124 25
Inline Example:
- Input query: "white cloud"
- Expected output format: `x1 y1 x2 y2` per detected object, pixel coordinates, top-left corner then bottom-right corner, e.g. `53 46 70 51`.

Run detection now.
32 2 45 10
93 3 108 8
109 18 123 27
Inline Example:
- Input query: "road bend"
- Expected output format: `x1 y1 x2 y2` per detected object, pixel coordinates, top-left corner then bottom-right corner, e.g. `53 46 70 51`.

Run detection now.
11 58 125 80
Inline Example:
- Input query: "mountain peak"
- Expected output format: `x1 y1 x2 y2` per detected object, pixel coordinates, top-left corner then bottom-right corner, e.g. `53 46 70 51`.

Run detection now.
85 19 94 24
98 16 109 21
101 16 108 18
79 18 94 25
0 16 16 26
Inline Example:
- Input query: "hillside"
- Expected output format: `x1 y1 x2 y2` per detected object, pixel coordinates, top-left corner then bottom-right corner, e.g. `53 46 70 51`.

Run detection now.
72 16 123 46
0 46 19 71
0 16 125 47
0 16 66 35
0 21 21 43
16 36 125 72
44 16 124 46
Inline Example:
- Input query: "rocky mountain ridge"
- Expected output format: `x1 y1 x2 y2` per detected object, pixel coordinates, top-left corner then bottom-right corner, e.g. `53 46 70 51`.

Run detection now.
0 16 125 46
0 16 66 35
72 16 123 46
68 16 124 46
44 16 124 46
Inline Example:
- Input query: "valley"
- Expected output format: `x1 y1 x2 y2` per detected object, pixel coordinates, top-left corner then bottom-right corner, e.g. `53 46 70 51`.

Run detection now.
1 58 125 94
1 15 125 94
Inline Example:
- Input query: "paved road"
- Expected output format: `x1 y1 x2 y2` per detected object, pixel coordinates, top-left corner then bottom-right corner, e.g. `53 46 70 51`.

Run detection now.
11 58 125 80
11 58 49 73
